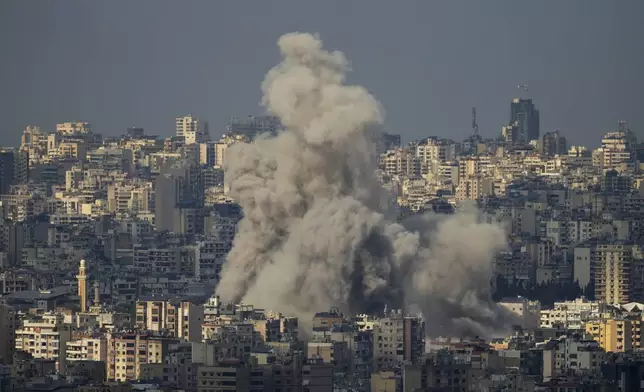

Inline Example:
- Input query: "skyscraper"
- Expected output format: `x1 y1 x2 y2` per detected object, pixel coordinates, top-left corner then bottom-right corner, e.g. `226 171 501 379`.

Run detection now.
0 151 15 194
510 98 540 144
541 130 567 157
154 165 205 233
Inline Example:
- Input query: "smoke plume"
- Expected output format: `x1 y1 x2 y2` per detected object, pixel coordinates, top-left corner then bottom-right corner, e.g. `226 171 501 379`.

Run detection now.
216 32 512 337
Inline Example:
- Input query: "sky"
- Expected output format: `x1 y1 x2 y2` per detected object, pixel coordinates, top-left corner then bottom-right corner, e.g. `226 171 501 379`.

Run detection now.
1 1 643 147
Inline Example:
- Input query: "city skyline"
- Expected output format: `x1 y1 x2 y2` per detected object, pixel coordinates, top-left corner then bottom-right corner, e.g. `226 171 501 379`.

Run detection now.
3 6 644 387
2 0 643 147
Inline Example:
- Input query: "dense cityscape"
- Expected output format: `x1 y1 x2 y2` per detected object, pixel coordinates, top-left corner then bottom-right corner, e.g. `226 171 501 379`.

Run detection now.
1 31 644 392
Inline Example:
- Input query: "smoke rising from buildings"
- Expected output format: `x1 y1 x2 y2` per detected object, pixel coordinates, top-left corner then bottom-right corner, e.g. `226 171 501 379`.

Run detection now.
216 32 512 337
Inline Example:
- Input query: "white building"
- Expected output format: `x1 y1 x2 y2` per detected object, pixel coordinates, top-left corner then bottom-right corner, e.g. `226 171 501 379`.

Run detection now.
66 336 108 362
540 298 608 330
15 313 73 372
176 115 209 144
56 122 91 135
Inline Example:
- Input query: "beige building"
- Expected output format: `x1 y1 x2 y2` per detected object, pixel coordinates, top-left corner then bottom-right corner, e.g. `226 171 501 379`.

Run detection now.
107 332 178 382
135 298 204 342
307 340 350 374
601 129 636 173
14 312 73 372
498 297 541 330
458 156 482 179
56 122 92 135
49 141 88 160
20 125 48 164
106 183 151 214
455 175 494 202
176 115 208 144
380 148 421 178
66 334 108 363
594 243 643 305
371 370 399 392
372 311 425 372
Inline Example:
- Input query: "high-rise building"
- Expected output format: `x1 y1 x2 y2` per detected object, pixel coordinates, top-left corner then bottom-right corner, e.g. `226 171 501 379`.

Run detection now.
126 127 145 139
510 98 540 144
601 123 637 172
176 115 209 144
227 115 280 140
541 130 567 157
372 310 425 372
586 318 636 352
380 148 421 177
198 140 230 168
501 122 521 146
0 304 18 364
0 149 26 192
106 332 178 381
20 126 48 164
154 166 205 233
0 151 15 194
593 242 644 305
135 298 204 342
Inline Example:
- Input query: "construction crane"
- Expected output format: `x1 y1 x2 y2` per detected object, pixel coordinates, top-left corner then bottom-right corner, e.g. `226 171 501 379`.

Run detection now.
472 107 479 136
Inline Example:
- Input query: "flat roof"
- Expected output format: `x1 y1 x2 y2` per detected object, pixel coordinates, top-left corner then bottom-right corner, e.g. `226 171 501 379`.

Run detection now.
6 286 73 301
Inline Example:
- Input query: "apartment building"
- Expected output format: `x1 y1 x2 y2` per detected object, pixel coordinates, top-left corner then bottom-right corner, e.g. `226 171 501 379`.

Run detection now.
540 298 609 330
594 242 644 305
540 336 604 381
498 297 541 330
135 298 204 342
0 304 18 364
107 183 152 214
372 310 425 372
176 115 209 145
585 318 638 352
14 313 73 372
106 332 178 382
66 334 108 363
56 122 92 136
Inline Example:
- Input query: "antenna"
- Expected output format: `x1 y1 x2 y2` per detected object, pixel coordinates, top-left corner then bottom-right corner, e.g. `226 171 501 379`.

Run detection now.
472 107 479 136
618 120 627 132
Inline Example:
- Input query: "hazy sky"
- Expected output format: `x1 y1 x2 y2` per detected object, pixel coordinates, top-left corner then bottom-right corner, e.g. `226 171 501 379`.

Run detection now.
1 1 642 147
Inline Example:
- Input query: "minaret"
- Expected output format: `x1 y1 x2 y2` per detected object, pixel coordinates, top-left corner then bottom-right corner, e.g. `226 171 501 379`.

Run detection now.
77 259 87 313
93 281 100 308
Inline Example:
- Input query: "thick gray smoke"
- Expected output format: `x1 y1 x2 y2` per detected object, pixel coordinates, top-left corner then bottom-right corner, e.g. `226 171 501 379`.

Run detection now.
217 32 512 337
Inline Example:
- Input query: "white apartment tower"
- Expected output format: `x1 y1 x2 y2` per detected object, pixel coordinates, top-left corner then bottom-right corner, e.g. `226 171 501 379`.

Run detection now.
601 123 637 172
176 115 209 144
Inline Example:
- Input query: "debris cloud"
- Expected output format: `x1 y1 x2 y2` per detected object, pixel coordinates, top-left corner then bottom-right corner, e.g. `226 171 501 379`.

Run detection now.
216 32 511 337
